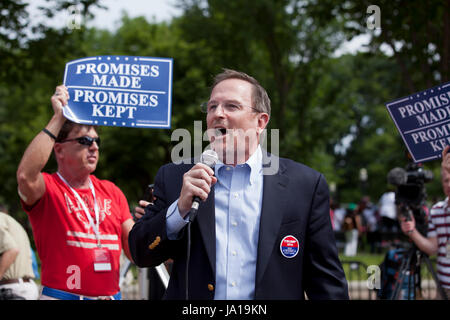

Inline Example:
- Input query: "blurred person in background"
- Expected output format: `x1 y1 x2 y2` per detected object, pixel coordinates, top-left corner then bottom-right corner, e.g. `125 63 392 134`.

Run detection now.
400 146 450 299
0 205 39 300
357 196 380 253
343 203 362 256
378 189 399 234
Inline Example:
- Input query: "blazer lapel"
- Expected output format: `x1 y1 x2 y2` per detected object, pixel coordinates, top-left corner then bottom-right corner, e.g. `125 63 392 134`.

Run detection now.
196 185 216 276
255 156 289 288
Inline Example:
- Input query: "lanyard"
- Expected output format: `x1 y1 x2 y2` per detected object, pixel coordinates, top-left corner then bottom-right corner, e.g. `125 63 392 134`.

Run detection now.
57 172 101 247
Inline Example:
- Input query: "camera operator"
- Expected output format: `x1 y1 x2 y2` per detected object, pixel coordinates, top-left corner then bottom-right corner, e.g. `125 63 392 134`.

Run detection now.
400 146 450 299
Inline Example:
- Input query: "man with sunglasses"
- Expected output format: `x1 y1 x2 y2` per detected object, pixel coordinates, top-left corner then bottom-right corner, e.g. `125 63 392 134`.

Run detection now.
16 85 134 300
129 69 348 300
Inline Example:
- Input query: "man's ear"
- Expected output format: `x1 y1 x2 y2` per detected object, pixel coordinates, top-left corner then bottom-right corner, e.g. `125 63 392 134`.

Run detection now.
53 143 63 161
257 113 270 134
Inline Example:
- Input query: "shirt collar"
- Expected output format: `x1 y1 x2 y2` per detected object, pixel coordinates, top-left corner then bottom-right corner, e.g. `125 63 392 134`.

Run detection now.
246 145 263 185
215 145 263 185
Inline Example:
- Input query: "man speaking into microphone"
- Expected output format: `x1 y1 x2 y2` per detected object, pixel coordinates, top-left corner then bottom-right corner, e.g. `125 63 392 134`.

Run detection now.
129 69 348 300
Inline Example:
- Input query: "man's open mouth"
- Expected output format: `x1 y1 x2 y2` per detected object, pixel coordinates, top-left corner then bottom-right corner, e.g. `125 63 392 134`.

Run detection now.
215 128 227 136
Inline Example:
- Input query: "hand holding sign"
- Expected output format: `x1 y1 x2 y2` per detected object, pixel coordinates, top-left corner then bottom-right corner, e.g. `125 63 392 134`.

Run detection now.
441 145 450 175
51 85 69 117
63 56 173 129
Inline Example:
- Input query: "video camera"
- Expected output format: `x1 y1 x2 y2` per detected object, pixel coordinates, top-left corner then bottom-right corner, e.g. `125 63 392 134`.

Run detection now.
387 162 433 235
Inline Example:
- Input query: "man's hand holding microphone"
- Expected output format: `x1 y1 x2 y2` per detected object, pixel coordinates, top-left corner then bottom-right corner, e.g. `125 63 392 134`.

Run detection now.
134 150 218 221
178 150 218 221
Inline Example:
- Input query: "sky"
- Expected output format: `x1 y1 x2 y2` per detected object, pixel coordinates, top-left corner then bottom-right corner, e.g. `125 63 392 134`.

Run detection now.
87 0 183 29
25 0 369 55
26 0 182 31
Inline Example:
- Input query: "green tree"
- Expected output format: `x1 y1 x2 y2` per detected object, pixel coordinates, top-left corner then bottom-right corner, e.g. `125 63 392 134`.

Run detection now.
307 0 449 202
308 0 449 93
0 0 102 216
315 53 405 202
3 0 446 224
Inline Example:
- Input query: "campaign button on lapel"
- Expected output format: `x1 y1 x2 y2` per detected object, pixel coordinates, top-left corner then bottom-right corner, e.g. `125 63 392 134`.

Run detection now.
280 235 299 258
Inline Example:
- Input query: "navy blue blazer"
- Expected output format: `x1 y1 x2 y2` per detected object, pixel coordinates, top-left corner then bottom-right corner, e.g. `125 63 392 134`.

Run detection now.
129 153 349 300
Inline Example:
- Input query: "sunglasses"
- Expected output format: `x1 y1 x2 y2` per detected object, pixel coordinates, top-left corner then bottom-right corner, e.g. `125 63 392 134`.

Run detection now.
59 136 101 147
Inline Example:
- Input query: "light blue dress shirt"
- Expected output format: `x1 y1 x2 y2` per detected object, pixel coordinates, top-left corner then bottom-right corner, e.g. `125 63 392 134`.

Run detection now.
166 146 264 300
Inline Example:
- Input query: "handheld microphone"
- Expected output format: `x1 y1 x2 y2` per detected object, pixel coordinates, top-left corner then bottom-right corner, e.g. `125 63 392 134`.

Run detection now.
185 149 218 300
189 149 218 222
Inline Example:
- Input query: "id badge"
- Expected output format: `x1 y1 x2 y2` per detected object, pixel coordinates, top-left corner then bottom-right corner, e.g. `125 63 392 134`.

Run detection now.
93 248 112 272
446 241 450 259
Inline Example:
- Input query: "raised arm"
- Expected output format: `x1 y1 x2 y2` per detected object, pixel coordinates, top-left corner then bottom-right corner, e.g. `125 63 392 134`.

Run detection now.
16 85 68 206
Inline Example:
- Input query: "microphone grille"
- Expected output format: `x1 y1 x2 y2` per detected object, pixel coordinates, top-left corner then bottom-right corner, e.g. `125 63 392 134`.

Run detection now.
200 149 219 168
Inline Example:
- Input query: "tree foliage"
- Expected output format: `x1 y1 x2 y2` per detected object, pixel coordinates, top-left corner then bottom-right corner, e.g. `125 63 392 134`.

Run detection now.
308 0 449 91
0 0 448 224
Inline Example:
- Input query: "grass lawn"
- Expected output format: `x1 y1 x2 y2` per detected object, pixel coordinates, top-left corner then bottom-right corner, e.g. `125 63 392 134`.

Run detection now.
339 253 386 267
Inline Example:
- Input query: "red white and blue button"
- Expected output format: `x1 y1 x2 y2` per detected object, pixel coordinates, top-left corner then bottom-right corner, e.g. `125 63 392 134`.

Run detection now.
280 235 299 258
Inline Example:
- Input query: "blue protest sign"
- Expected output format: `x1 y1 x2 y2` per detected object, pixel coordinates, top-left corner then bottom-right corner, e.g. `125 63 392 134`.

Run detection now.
385 81 450 163
63 55 173 128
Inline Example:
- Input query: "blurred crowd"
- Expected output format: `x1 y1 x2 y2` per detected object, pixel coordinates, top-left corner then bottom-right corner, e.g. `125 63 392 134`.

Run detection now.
330 191 410 257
